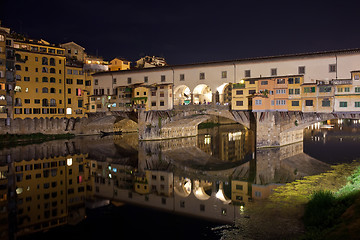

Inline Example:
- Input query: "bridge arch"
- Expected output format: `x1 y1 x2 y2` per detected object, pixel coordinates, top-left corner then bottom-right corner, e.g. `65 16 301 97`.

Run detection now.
215 82 232 105
193 84 212 105
174 85 191 105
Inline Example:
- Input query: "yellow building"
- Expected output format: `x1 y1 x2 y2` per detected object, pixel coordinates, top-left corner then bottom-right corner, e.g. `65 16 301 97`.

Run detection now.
12 39 66 119
231 79 257 110
0 26 8 119
287 75 303 111
109 57 130 71
316 80 334 113
65 63 87 117
301 83 317 112
132 85 149 110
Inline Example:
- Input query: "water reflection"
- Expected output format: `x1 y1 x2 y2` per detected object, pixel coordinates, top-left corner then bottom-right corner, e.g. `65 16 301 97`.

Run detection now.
0 124 337 239
304 119 360 164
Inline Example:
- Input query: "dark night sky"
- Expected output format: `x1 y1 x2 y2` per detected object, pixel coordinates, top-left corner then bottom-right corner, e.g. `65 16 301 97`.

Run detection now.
1 0 360 65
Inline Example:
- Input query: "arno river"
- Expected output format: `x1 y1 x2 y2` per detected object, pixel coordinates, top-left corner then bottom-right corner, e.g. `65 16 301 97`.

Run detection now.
1 119 360 240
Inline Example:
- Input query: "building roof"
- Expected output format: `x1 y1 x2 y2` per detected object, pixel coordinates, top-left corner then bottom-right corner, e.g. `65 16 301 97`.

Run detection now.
60 41 85 50
93 48 360 76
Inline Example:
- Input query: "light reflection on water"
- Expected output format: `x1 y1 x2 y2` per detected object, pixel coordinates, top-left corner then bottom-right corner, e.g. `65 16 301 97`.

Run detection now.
0 121 358 239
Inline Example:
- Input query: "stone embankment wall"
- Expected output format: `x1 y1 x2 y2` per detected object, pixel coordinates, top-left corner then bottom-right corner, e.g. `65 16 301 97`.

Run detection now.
0 112 138 135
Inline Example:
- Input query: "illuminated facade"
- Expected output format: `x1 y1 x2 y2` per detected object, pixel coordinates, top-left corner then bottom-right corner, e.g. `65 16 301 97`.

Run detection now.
12 39 66 119
232 79 257 110
109 58 130 71
333 71 360 112
0 26 9 119
65 63 87 117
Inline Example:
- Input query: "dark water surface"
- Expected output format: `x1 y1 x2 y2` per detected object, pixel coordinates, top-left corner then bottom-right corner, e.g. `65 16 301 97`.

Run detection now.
1 120 360 240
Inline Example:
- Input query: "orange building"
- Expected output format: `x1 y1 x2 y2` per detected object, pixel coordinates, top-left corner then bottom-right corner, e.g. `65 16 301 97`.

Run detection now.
252 76 291 111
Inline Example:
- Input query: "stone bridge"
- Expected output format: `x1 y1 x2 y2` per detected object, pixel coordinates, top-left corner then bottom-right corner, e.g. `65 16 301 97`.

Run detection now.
137 105 360 148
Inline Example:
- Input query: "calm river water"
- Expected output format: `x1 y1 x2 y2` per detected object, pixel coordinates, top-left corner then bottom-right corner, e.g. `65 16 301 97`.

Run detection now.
1 119 360 240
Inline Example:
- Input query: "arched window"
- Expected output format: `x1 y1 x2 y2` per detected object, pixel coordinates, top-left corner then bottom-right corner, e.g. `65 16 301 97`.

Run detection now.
42 67 48 73
50 77 56 83
42 98 49 107
49 58 55 66
42 87 48 93
50 68 56 73
42 57 48 65
42 77 48 82
50 99 56 107
50 88 56 93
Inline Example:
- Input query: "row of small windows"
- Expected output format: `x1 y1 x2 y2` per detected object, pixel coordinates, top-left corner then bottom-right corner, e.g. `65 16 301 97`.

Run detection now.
15 65 61 74
15 98 60 106
14 108 65 114
67 69 84 75
16 54 61 65
19 76 60 83
13 44 64 55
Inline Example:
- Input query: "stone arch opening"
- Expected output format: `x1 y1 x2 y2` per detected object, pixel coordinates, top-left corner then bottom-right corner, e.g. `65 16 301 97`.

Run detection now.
216 83 232 105
174 85 191 105
193 84 212 105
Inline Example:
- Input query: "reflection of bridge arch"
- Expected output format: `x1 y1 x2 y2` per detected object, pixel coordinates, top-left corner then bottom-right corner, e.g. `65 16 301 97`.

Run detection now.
174 177 192 197
193 180 212 200
281 112 360 133
174 85 191 105
215 182 231 204
193 84 212 104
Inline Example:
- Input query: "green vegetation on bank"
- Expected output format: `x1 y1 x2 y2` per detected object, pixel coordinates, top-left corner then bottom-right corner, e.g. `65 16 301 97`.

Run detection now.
0 133 75 148
301 166 360 239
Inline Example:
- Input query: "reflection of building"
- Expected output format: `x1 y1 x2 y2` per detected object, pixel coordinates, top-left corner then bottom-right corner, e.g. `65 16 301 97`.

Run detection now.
231 180 250 204
252 183 283 200
0 165 9 240
11 154 91 237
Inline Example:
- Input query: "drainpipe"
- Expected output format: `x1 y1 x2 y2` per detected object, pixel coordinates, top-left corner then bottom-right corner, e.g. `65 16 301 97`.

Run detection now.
233 63 236 83
172 67 174 109
335 54 338 79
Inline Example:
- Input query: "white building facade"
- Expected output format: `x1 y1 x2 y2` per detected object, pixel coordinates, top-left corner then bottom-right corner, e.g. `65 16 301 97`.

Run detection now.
92 49 360 106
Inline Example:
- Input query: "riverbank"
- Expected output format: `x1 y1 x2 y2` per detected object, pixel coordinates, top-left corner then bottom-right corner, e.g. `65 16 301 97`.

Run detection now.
218 160 360 239
0 133 75 149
